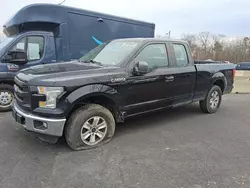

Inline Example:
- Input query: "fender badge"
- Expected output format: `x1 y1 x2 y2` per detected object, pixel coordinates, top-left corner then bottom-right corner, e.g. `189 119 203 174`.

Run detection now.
110 77 126 83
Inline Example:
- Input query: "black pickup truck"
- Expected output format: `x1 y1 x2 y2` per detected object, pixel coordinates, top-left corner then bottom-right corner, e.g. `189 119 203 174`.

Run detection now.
12 38 235 150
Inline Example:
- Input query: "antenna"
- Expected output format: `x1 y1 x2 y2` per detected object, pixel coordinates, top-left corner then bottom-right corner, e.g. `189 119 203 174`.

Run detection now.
58 0 66 5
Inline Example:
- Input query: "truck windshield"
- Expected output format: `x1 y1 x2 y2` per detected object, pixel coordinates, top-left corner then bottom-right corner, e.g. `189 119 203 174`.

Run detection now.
0 37 14 51
79 40 140 66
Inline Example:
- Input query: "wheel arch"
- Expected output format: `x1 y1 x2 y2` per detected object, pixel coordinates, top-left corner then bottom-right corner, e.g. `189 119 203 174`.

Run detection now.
212 72 227 93
65 84 124 122
0 80 15 86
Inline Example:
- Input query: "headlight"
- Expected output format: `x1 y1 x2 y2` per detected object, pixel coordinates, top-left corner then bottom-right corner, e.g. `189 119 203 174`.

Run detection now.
37 86 64 109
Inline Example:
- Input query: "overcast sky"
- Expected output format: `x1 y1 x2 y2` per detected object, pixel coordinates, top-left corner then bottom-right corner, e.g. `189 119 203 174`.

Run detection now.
1 0 249 37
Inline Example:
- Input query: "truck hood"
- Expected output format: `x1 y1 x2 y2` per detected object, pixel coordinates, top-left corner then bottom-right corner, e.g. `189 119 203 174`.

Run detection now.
16 61 127 87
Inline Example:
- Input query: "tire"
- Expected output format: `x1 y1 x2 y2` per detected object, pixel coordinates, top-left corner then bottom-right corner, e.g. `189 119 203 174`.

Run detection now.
0 84 14 112
65 104 115 150
199 85 222 114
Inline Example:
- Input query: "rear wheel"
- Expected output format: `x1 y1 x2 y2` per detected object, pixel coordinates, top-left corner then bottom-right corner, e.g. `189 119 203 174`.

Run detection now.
0 84 14 112
65 104 115 150
200 85 222 113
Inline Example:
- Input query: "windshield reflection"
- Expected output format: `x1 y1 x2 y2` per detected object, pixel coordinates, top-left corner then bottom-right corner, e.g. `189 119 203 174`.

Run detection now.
0 37 14 51
79 40 140 66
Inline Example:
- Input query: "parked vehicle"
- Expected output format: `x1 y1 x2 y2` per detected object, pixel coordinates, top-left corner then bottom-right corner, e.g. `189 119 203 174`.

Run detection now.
0 4 155 111
236 62 250 70
12 38 235 150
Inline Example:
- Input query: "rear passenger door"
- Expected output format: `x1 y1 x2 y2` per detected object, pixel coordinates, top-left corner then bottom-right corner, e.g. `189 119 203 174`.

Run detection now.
169 42 196 106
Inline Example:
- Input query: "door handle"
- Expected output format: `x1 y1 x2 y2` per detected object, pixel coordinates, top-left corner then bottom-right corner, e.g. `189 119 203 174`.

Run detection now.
130 76 159 84
165 76 174 82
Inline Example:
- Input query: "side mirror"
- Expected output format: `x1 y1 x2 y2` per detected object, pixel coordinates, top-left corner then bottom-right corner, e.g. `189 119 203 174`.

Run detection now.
2 50 27 65
133 61 149 76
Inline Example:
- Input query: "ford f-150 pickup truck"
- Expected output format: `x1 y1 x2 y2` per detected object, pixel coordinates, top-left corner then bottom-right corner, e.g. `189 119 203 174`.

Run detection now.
12 38 235 150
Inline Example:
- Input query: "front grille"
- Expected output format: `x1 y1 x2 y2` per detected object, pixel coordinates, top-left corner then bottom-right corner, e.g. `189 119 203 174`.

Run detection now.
14 77 31 109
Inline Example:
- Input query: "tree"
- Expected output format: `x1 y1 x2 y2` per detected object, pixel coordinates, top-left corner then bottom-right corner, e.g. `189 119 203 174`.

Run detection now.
213 41 223 60
178 31 250 63
181 34 196 50
197 31 213 58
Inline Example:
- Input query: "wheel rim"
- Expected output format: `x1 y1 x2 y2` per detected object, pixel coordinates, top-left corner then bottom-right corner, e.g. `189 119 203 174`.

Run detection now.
80 116 108 146
210 91 220 109
0 91 13 108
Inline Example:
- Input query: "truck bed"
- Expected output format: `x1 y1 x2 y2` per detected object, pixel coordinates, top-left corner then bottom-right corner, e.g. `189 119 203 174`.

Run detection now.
194 63 235 100
194 60 223 64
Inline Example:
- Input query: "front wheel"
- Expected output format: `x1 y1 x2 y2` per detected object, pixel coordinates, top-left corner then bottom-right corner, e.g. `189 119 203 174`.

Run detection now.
65 104 115 150
0 84 14 112
200 85 222 114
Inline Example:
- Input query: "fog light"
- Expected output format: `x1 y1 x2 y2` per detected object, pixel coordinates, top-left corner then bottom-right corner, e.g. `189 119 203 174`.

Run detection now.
34 120 48 130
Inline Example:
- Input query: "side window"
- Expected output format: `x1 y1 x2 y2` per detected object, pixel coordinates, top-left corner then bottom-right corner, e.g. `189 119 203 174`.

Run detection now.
27 36 44 61
136 44 169 72
173 44 188 67
10 38 26 51
8 36 44 62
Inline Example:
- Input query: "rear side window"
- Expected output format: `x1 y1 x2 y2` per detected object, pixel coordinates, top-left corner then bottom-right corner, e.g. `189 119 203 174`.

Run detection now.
173 44 188 67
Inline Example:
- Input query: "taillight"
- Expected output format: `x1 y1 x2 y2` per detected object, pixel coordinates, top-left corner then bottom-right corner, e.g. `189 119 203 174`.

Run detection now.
232 69 236 81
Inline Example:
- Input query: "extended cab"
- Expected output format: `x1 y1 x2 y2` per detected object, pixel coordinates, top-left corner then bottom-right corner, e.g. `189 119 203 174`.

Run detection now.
12 38 235 150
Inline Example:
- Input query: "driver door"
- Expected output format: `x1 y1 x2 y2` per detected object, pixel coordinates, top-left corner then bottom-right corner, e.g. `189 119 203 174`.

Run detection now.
123 43 175 116
6 36 45 74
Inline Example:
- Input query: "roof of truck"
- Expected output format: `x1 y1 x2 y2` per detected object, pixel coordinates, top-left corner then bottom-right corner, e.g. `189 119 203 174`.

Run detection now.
4 3 155 29
114 38 187 44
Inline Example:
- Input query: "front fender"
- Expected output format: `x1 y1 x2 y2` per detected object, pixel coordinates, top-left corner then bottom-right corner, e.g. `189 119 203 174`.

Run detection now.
65 84 122 114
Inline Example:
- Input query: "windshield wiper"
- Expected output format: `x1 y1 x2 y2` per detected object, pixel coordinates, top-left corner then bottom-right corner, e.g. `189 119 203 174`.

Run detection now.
79 59 102 66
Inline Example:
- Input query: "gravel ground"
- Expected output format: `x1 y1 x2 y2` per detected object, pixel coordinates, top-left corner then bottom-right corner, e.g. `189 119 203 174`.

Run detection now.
0 94 250 188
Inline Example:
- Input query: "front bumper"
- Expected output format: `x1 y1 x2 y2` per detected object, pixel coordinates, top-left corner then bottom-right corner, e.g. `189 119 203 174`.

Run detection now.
13 102 66 137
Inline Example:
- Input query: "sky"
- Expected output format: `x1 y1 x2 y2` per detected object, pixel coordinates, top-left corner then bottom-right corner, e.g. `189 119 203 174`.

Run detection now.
0 0 250 38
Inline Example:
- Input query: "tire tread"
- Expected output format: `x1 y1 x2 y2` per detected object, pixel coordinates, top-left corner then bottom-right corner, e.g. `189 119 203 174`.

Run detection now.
65 104 115 150
199 85 222 114
0 84 14 112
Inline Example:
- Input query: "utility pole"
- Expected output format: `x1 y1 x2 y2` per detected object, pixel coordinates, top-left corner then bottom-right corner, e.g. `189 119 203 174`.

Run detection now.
166 31 171 38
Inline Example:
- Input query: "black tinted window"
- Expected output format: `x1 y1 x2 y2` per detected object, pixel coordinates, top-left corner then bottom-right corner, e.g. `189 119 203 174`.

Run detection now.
173 44 188 67
136 44 168 71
